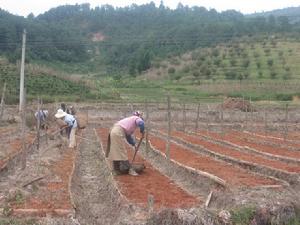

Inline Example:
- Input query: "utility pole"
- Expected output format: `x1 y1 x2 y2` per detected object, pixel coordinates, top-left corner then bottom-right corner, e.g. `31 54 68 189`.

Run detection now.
19 29 26 112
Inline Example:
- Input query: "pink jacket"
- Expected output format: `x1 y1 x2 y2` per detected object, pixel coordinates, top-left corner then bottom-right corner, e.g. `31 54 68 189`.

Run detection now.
117 116 143 135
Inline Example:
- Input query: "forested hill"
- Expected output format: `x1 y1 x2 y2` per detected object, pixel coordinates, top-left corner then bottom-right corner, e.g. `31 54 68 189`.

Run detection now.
0 3 300 74
248 6 300 24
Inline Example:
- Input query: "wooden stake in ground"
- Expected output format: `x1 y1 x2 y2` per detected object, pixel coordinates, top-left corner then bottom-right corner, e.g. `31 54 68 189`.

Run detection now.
0 82 6 120
264 107 268 135
182 103 186 132
145 100 150 155
205 191 213 208
245 97 248 131
36 98 41 151
195 103 200 132
206 104 209 134
166 96 171 160
220 100 224 137
284 103 288 141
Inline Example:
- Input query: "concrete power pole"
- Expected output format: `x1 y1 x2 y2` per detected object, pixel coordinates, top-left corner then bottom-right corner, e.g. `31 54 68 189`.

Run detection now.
19 29 26 112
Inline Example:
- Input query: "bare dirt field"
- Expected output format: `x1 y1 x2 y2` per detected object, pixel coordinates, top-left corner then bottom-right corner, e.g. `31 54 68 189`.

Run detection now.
0 102 299 225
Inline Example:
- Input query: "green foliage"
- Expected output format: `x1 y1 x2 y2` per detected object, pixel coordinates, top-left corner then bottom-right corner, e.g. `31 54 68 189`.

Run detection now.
168 67 176 74
0 218 38 225
286 216 300 225
231 206 256 225
1 4 300 74
0 59 101 103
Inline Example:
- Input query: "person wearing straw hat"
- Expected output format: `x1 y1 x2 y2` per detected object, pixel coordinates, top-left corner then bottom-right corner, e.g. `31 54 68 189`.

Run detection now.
55 109 77 148
106 111 145 176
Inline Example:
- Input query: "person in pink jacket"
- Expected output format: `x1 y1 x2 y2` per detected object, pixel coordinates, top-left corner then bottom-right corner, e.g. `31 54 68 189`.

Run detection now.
106 111 145 176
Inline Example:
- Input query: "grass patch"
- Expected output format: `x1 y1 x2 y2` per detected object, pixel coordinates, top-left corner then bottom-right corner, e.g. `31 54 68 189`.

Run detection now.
231 206 256 225
0 218 38 225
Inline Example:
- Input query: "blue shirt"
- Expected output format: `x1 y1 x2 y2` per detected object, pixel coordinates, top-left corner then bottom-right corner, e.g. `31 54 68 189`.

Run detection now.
64 114 77 128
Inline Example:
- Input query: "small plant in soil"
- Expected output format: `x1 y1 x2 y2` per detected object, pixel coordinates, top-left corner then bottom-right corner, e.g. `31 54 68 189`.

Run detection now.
14 190 25 206
231 206 256 225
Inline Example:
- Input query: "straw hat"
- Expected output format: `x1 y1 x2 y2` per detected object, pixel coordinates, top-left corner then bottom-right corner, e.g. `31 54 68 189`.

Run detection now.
133 111 143 117
55 109 67 119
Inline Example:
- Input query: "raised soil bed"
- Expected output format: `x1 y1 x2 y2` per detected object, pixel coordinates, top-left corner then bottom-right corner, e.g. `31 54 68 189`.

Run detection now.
148 134 279 187
96 128 200 210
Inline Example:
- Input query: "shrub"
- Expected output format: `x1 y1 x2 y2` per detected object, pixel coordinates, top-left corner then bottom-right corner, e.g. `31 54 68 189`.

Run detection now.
225 71 237 80
182 65 190 73
275 93 293 101
270 71 277 79
267 59 274 67
231 206 256 225
256 62 261 69
168 67 176 74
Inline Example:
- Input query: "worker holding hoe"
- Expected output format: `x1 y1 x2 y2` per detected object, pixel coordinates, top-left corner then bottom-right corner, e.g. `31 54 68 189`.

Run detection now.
55 109 77 149
106 111 145 176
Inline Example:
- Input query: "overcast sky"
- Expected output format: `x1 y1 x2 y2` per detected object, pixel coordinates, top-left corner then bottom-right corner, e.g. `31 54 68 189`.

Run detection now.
1 0 300 17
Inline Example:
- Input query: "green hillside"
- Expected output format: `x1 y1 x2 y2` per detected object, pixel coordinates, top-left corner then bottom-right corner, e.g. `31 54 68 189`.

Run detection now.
1 4 300 103
0 58 98 104
145 35 300 81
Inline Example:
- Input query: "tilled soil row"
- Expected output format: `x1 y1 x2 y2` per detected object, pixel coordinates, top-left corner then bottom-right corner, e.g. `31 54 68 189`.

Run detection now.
73 125 167 225
0 133 36 175
191 130 300 165
241 130 300 152
250 130 300 144
96 127 200 210
198 130 300 163
159 129 299 184
0 128 76 219
180 130 300 174
148 133 280 188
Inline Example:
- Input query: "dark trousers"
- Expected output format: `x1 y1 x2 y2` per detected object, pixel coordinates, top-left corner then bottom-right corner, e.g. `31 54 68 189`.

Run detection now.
113 160 130 174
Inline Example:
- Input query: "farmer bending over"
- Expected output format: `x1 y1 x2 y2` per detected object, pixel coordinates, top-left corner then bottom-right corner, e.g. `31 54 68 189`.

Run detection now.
34 109 48 130
55 109 77 148
106 111 145 176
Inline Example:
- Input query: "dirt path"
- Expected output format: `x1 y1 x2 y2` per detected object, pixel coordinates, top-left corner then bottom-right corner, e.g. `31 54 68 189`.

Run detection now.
71 126 126 225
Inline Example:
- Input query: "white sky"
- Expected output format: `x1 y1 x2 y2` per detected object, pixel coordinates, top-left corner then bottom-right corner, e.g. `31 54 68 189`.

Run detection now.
1 0 299 17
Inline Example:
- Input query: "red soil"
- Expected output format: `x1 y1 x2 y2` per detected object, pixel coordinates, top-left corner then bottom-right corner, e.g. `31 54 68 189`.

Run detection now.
7 129 79 217
171 130 300 173
207 130 300 160
96 128 200 209
237 131 300 150
11 148 75 214
0 135 35 169
149 135 278 187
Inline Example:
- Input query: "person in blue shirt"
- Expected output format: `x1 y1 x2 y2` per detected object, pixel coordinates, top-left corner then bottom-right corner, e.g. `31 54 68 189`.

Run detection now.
34 109 48 129
55 109 77 148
